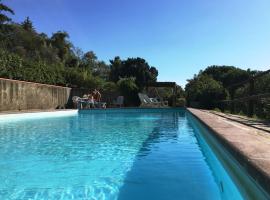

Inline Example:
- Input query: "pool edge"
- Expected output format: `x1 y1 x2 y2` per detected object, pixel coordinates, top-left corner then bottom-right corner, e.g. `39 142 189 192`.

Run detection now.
0 109 78 122
187 108 270 195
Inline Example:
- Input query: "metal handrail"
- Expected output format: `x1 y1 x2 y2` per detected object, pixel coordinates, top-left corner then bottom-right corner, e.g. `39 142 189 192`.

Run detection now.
220 69 270 117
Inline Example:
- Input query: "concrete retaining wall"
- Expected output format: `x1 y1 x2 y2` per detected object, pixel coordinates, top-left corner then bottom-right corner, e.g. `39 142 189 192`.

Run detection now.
0 78 71 111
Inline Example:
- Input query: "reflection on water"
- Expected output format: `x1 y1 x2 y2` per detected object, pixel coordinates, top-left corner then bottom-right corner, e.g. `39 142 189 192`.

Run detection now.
117 110 245 200
0 109 253 199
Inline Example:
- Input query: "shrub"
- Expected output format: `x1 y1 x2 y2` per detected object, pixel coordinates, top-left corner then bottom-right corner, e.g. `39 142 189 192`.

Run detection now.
102 82 119 93
213 108 221 112
0 49 65 85
64 67 105 88
117 77 139 106
176 98 186 107
185 74 228 109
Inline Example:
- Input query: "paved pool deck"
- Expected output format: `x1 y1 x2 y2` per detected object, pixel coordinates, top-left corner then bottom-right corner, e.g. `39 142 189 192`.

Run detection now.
188 108 270 194
209 111 270 133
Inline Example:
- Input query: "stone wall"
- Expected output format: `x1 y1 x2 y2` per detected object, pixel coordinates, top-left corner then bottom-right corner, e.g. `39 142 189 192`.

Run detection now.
0 78 71 111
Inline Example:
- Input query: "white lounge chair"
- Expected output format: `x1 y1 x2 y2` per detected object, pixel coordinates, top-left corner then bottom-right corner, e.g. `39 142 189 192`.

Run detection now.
138 93 162 107
151 97 168 107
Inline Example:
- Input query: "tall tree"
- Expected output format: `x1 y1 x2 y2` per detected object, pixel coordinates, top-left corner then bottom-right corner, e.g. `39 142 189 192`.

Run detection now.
185 74 228 109
109 57 158 89
109 56 122 82
51 31 71 62
81 51 98 69
0 0 14 24
202 65 250 88
21 17 34 32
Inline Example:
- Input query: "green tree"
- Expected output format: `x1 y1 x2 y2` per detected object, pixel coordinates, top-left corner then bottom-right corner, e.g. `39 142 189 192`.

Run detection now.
0 0 14 24
185 74 228 109
117 77 140 106
202 65 250 88
109 57 158 89
21 17 34 32
109 56 122 82
80 51 98 70
51 31 72 62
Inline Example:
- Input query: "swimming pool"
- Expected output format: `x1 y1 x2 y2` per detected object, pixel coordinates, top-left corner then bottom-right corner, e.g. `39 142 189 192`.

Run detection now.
0 109 268 199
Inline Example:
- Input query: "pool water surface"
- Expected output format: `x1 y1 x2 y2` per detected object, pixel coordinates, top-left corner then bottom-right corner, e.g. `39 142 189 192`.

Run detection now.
0 109 264 199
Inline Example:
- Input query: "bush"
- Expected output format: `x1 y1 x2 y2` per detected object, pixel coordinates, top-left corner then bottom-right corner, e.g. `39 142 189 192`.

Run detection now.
64 68 105 89
185 74 228 109
0 49 24 79
0 49 65 85
117 77 139 106
102 82 119 93
176 98 186 107
213 108 221 112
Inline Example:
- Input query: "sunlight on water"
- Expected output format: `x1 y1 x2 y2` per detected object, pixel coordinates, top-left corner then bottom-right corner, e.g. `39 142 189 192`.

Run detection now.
0 109 248 199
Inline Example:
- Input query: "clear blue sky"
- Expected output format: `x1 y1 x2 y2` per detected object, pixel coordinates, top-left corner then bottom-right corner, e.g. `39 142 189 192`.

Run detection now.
5 0 270 87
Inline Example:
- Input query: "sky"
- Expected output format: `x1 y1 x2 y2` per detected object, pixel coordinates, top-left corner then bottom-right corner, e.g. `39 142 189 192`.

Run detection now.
4 0 270 87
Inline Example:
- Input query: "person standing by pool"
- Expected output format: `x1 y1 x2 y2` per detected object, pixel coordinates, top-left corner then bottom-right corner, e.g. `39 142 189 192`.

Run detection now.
93 89 101 102
88 93 95 108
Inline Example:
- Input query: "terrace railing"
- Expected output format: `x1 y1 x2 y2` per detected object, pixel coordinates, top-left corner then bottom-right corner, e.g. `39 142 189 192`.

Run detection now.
220 69 270 117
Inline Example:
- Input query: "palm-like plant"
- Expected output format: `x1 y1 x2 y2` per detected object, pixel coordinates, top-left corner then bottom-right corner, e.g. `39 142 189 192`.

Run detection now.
0 0 14 24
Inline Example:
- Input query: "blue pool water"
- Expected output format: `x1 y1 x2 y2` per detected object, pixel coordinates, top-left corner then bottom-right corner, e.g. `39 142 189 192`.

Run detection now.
0 109 265 199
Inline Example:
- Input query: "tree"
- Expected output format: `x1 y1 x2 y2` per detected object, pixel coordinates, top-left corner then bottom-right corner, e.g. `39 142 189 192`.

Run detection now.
117 77 140 106
81 51 98 69
202 65 250 88
95 61 110 80
109 56 122 82
21 17 34 32
0 0 14 24
51 31 72 62
185 74 228 109
109 57 158 89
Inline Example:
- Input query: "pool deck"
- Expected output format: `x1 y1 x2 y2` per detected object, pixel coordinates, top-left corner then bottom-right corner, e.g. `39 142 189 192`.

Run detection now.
0 109 76 115
188 108 270 194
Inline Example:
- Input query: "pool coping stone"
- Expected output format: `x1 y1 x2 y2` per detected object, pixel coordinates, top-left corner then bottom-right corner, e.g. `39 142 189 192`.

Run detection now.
188 108 270 195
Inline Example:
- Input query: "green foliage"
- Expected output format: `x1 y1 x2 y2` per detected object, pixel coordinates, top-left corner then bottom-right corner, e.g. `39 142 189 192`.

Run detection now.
102 82 119 93
0 0 14 24
0 49 65 85
80 51 110 79
185 74 228 109
21 17 34 32
109 57 158 89
202 65 251 88
64 68 105 89
254 74 270 94
0 23 60 64
0 49 23 79
117 77 140 106
213 108 221 112
188 65 270 120
51 31 72 62
264 99 270 120
176 98 186 107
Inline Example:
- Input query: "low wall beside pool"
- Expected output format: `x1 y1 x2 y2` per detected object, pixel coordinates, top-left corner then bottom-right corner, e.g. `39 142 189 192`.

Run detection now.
0 78 71 111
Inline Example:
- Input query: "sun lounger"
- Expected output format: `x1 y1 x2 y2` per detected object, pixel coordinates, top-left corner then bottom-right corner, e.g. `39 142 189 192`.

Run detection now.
151 97 168 107
138 93 162 107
